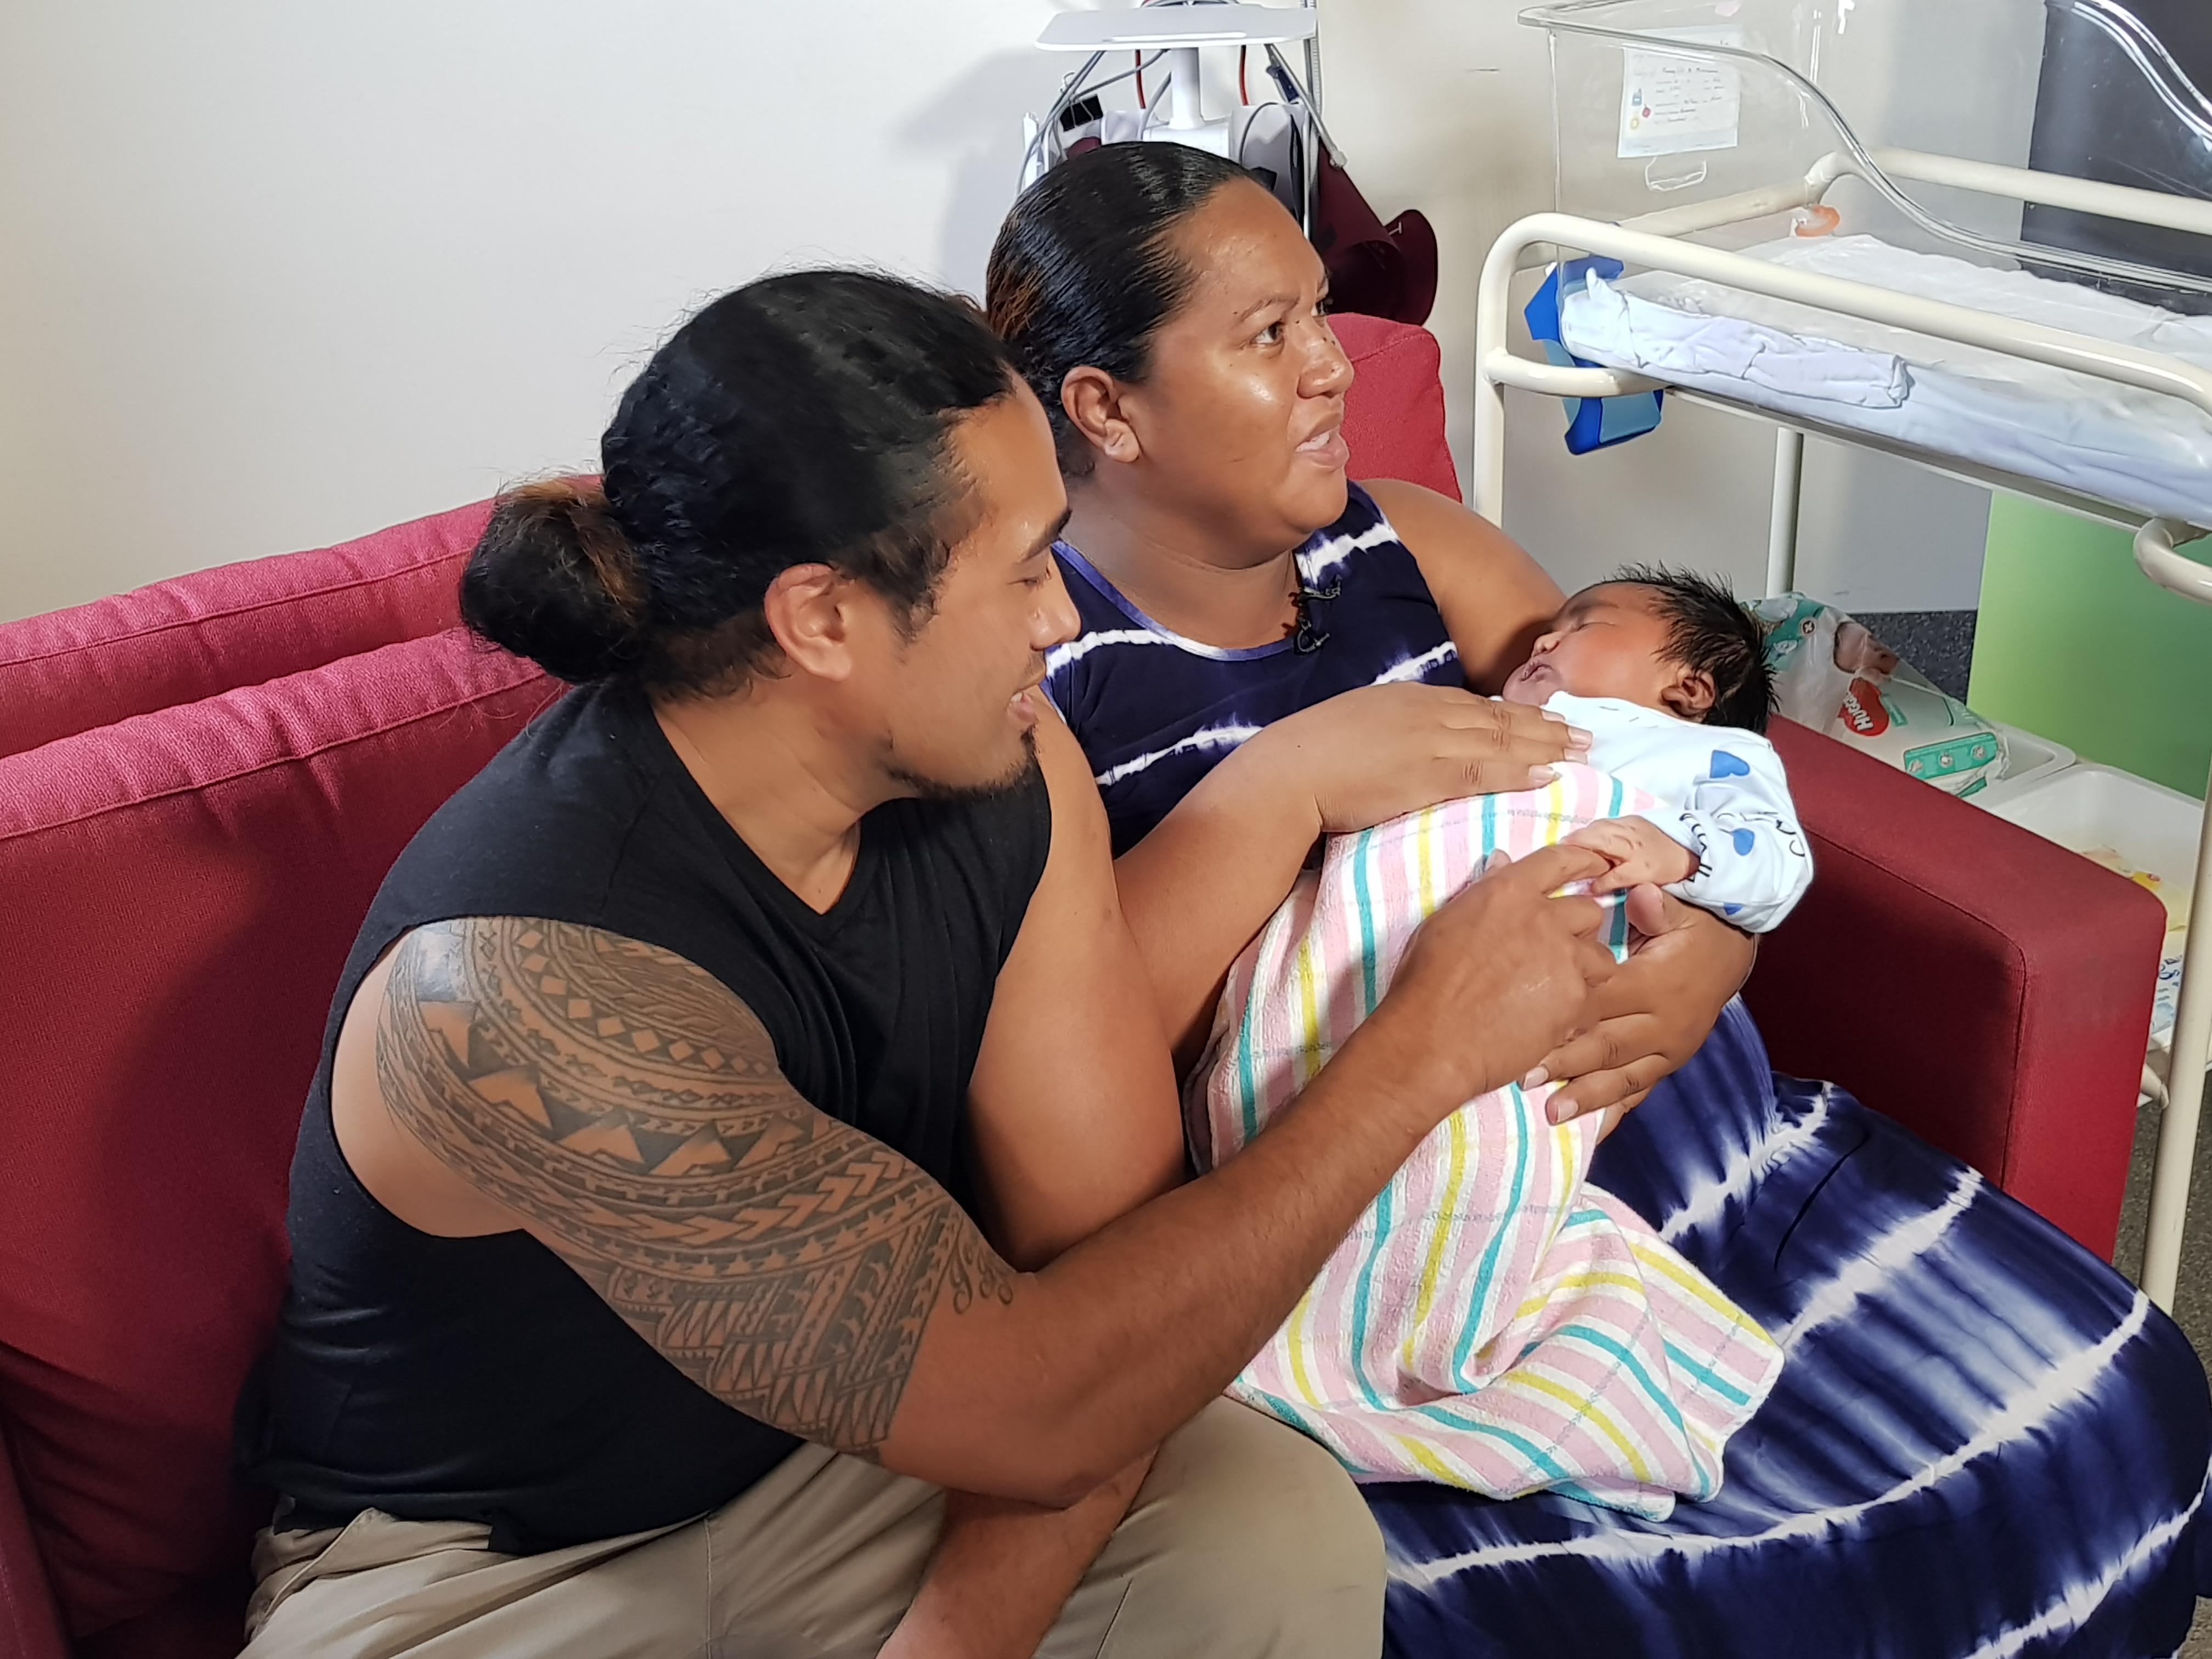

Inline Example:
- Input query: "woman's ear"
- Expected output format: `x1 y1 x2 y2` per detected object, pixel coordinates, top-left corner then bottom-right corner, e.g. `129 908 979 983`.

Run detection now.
1060 366 1144 467
761 563 857 682
1662 665 1718 722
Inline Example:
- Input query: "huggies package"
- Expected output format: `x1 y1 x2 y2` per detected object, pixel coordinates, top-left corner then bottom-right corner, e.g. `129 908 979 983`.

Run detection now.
1752 595 2009 797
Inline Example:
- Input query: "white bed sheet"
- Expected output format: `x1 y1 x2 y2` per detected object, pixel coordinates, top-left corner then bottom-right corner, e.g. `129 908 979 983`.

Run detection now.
1555 235 2212 526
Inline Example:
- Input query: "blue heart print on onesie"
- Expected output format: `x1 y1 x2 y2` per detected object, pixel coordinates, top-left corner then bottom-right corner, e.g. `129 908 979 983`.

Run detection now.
1730 828 1757 855
1711 750 1752 778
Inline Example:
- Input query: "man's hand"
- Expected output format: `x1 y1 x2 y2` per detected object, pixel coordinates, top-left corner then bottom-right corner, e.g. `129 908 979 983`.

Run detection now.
1364 842 1617 1119
1564 815 1698 893
1535 887 1756 1125
881 1454 1156 1659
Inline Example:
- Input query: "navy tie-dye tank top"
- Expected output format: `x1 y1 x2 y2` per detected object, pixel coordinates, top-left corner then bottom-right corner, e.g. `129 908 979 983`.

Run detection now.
1044 482 1463 854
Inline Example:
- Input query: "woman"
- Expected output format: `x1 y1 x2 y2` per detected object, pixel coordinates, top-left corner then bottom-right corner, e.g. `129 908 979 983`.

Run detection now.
988 158 1745 1114
986 143 2211 1659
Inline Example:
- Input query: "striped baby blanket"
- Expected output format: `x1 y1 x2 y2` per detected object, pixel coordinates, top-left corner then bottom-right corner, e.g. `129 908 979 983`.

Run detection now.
1188 765 1784 1519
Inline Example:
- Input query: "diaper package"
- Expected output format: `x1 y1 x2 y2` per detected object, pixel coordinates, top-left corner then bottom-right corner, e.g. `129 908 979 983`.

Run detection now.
1752 595 2009 797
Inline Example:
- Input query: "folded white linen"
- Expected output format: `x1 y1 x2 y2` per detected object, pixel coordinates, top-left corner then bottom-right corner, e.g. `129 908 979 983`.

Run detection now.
1557 234 2212 524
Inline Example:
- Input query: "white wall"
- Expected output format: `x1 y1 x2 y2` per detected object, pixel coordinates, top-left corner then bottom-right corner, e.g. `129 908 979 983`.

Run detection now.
1321 0 1995 612
1 0 1993 623
0 1 1066 620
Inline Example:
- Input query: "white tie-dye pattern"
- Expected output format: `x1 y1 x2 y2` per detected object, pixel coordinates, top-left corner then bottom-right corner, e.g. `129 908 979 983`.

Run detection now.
1093 723 1263 789
1045 628 1167 675
1369 642 1460 686
1958 1458 2208 1659
1297 516 1401 587
1775 1169 1983 1352
1389 1293 2155 1587
1658 1081 1837 1245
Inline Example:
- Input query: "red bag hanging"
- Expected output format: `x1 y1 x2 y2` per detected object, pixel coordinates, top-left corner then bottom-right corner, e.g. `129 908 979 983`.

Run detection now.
1310 151 1438 326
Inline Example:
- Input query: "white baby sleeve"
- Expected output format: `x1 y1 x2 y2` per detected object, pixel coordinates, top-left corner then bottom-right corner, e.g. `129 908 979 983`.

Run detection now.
1656 738 1813 934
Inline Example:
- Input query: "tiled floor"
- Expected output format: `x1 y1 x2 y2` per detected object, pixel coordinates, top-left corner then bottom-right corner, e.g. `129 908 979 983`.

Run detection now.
1850 609 1979 703
2110 1096 2212 1655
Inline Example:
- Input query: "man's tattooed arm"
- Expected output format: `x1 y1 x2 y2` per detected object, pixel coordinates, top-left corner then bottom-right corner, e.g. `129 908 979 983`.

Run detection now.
373 916 1013 1458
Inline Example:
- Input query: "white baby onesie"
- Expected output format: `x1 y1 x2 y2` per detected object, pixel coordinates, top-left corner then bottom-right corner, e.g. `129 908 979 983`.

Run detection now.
1544 690 1811 934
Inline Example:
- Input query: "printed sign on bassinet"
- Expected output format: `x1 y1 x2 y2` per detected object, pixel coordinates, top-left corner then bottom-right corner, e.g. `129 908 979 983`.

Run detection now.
1619 29 1743 160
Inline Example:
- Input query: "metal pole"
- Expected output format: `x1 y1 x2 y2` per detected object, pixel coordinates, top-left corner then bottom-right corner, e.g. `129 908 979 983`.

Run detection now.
1471 228 1524 524
1302 0 1323 113
1767 427 1805 595
2135 521 2212 1308
1166 46 1204 129
2142 779 2212 1306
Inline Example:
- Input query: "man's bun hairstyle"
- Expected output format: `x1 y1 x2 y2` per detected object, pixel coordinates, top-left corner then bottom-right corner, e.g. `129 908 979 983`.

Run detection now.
462 478 647 684
461 269 1022 694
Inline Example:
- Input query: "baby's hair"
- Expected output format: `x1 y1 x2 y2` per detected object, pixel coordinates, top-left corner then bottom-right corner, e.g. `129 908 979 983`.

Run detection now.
1600 565 1775 733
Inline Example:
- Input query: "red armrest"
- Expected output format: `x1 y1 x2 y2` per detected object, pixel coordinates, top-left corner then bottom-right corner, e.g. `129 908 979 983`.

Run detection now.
1745 719 2167 1257
0 1413 66 1659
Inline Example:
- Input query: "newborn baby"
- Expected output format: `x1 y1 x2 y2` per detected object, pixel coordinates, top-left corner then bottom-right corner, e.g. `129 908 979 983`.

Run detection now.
1501 566 1809 934
1189 566 1796 1516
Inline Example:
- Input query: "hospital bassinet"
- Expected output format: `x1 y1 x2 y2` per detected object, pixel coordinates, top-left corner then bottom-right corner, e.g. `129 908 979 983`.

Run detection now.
1478 0 2212 1310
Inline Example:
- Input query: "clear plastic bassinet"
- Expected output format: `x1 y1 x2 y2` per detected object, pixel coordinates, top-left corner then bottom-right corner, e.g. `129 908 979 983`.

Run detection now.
1523 0 2212 309
1483 1 2212 1321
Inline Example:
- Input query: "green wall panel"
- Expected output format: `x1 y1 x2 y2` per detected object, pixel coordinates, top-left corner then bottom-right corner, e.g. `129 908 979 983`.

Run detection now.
1968 497 2212 801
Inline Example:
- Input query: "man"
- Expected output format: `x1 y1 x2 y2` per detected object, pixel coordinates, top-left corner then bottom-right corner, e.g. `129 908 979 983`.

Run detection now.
235 269 1610 1657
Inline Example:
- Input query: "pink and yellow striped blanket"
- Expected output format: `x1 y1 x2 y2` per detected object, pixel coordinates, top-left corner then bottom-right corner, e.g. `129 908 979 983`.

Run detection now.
1187 765 1783 1519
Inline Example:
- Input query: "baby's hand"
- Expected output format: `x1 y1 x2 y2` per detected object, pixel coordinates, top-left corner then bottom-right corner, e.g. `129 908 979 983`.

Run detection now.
1563 815 1699 894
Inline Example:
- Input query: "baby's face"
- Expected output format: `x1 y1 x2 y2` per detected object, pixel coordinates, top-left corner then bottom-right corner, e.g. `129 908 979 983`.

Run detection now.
1500 585 1692 715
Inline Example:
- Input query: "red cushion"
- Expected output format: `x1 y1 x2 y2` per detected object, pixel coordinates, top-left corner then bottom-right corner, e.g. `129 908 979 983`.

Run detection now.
0 1416 66 1659
1334 313 1462 503
0 499 495 760
0 630 555 1643
1746 719 2166 1255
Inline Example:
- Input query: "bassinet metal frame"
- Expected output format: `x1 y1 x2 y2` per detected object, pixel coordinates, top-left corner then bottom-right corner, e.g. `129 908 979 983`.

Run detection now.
1470 149 2212 1307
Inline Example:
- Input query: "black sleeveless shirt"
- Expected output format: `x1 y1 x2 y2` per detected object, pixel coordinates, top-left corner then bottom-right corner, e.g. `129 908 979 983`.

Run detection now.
235 681 1052 1551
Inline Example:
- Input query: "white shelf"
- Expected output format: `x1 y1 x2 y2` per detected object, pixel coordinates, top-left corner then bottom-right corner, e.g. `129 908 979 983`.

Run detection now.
1037 5 1317 51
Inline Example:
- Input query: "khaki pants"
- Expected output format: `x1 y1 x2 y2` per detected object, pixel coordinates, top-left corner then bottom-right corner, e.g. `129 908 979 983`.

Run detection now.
239 1399 1384 1659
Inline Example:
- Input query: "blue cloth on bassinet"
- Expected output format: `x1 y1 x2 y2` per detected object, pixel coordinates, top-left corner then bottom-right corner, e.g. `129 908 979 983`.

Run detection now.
1525 257 1667 455
1374 1001 2212 1659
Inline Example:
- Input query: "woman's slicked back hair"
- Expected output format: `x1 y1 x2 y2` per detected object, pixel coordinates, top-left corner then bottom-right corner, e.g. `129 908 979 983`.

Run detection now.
461 269 1020 692
986 142 1257 475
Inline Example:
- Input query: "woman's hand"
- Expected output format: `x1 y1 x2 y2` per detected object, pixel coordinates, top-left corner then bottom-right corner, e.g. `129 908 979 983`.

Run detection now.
1534 887 1756 1125
1240 682 1592 837
1116 683 1589 1071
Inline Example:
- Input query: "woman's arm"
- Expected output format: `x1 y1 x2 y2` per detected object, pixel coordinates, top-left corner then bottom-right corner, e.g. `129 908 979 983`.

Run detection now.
1121 481 1573 1066
966 713 1187 1269
1118 683 1586 1068
1362 478 1564 693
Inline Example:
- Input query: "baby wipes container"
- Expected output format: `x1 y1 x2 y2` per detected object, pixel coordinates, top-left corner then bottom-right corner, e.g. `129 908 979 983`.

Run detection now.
1982 763 2204 1054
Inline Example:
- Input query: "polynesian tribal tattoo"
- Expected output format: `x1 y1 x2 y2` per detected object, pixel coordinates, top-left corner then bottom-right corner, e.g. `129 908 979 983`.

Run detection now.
376 917 1015 1456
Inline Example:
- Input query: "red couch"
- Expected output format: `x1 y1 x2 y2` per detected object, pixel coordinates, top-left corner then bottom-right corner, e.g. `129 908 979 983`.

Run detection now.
0 315 2165 1658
